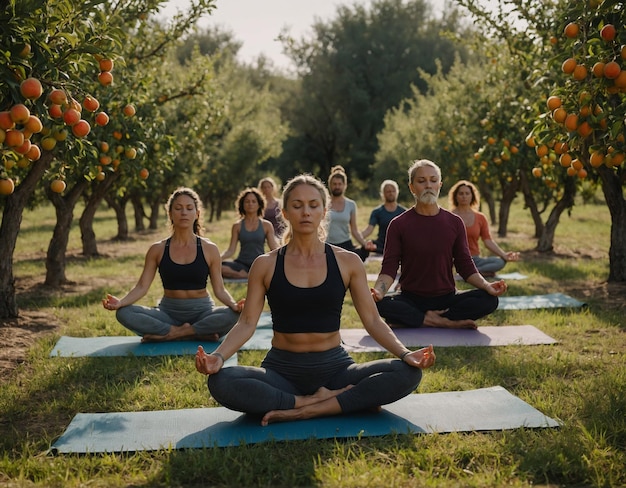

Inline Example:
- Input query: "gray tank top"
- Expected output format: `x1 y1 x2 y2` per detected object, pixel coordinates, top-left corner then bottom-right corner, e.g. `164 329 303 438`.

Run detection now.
237 219 266 267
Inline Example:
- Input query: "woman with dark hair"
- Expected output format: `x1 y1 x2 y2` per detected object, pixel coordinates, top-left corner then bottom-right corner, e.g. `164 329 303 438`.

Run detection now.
196 174 435 426
102 187 242 342
221 187 279 280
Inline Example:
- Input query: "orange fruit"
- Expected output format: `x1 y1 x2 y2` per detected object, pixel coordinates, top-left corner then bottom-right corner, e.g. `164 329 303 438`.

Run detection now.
559 153 573 167
535 144 549 157
562 58 577 74
0 178 15 195
572 64 588 81
98 71 113 86
604 61 621 79
614 70 626 88
99 59 114 72
532 167 543 178
577 169 587 179
553 107 567 123
546 95 562 110
72 120 91 138
577 121 593 137
564 113 579 132
590 150 605 167
592 62 606 77
10 104 30 124
20 77 43 100
564 22 579 38
600 24 616 42
50 179 66 193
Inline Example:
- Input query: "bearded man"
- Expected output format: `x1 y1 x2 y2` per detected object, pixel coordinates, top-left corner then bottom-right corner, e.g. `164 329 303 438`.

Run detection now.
371 159 507 329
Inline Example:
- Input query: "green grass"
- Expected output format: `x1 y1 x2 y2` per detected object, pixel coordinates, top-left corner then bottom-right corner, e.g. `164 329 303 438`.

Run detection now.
1 194 624 487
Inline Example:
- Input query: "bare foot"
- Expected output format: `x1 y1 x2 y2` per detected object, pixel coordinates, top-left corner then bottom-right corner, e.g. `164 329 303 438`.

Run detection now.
141 323 196 342
259 386 352 426
261 397 344 426
423 310 477 329
294 385 353 409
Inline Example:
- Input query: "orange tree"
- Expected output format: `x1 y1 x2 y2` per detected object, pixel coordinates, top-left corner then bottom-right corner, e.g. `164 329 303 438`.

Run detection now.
529 0 626 281
0 0 216 317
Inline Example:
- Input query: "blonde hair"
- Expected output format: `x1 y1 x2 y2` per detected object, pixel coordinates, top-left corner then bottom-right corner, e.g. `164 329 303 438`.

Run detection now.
280 174 330 244
329 165 347 184
258 177 278 197
448 180 480 211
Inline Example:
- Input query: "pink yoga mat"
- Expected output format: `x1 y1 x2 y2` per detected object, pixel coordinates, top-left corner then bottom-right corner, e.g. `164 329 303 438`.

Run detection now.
340 325 557 351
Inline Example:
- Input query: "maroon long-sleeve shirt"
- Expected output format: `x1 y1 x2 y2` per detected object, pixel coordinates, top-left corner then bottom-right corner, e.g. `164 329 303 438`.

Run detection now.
380 207 478 297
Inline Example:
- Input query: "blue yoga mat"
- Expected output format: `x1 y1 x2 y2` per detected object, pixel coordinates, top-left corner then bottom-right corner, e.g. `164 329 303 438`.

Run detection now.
50 313 274 358
50 386 560 453
497 293 585 310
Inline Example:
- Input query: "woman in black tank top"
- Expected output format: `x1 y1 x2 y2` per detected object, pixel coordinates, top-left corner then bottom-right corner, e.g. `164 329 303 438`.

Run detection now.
196 175 435 426
102 188 243 341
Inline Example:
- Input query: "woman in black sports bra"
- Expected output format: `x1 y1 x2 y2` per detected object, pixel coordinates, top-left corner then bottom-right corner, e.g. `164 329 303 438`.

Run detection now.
102 187 243 342
196 174 435 425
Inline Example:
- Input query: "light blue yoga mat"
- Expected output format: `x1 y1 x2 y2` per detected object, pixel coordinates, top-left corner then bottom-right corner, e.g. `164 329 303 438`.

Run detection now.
497 293 585 310
50 313 274 358
50 386 560 453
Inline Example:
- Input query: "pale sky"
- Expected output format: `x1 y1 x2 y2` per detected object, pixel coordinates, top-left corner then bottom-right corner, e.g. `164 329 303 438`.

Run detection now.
161 0 453 71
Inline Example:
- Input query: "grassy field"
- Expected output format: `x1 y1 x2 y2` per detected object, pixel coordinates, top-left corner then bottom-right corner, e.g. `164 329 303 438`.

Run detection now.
1 192 625 487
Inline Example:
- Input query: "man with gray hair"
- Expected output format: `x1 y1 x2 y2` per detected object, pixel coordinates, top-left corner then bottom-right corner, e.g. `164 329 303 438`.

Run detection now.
361 179 407 255
371 159 507 329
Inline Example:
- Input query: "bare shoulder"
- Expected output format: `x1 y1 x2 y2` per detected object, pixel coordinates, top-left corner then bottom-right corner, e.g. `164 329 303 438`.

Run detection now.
199 237 219 255
330 245 363 271
145 239 166 262
254 248 279 269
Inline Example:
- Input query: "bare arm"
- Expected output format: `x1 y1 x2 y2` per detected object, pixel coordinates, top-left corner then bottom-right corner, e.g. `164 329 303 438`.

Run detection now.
102 242 160 310
349 206 366 247
342 252 435 368
360 224 374 240
371 273 396 302
483 239 520 261
204 240 242 312
220 222 240 260
263 220 279 250
196 254 272 374
465 273 508 296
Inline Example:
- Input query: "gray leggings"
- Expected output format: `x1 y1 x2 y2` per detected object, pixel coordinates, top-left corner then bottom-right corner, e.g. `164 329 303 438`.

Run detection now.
115 296 238 337
472 255 506 273
207 346 422 415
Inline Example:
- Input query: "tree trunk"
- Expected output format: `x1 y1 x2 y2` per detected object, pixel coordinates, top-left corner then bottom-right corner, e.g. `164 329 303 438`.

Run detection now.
519 170 545 239
104 193 131 241
131 193 146 231
148 197 160 230
80 174 119 256
497 177 520 237
0 154 54 318
45 179 89 287
535 176 576 252
478 183 496 225
597 165 626 282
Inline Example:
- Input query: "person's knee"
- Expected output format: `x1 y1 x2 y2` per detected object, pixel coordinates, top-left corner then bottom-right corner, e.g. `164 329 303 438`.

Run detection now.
398 361 422 390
